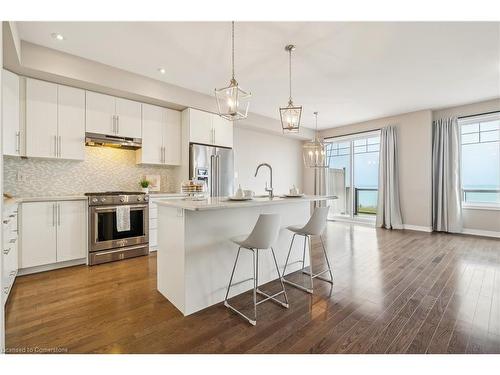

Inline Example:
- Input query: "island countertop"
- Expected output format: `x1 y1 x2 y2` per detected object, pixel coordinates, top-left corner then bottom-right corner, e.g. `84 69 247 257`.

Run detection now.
155 195 337 211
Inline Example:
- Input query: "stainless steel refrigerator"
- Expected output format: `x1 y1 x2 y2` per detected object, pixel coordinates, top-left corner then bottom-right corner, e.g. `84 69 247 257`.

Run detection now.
189 143 234 197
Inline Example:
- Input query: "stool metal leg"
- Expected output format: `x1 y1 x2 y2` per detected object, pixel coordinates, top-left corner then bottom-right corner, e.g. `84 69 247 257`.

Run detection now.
282 234 314 294
253 249 258 323
281 233 296 278
301 235 334 285
224 247 257 326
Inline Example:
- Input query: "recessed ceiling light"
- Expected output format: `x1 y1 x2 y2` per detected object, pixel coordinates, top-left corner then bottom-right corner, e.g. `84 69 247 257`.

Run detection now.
51 33 65 41
158 68 166 74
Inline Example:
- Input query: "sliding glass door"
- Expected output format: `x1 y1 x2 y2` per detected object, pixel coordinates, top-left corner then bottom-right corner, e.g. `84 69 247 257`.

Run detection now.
325 131 381 221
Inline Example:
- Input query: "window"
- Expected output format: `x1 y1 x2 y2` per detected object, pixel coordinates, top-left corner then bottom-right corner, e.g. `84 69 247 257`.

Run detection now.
459 112 500 207
324 131 380 220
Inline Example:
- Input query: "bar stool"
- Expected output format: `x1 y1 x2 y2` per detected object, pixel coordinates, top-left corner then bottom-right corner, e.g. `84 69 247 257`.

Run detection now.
282 206 333 294
224 214 289 326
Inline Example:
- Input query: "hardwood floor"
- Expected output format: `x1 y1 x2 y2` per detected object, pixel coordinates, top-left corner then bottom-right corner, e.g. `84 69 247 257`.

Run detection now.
5 222 500 354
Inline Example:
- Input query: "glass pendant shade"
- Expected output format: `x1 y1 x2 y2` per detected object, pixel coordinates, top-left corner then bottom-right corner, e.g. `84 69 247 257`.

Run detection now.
303 112 328 168
215 21 251 121
215 78 251 121
280 44 302 133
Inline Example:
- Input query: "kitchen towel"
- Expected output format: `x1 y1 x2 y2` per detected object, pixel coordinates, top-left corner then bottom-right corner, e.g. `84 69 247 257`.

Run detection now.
116 205 131 232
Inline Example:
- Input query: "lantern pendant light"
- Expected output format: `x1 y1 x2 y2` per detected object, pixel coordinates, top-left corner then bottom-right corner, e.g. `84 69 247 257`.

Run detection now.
280 44 302 133
303 111 327 168
215 21 251 121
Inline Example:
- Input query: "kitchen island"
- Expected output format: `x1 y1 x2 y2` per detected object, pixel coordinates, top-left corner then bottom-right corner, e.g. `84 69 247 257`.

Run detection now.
156 195 335 315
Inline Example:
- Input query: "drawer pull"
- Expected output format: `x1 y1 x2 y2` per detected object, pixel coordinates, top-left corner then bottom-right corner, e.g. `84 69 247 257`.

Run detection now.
9 214 15 218
9 238 17 244
3 248 10 255
3 220 9 224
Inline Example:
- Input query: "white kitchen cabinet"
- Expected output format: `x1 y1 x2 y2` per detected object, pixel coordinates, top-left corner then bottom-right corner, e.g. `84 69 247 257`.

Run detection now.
188 108 213 145
57 85 86 160
148 194 184 251
2 203 19 304
185 108 233 148
115 97 142 138
56 200 87 262
26 78 85 160
137 104 181 165
86 91 142 139
20 201 57 268
20 200 87 269
85 91 116 135
212 115 233 148
2 69 21 156
164 108 182 165
26 78 58 159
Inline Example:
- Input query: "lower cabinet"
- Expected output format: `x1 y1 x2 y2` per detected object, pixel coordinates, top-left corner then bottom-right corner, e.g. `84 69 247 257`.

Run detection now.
2 203 19 304
148 195 184 251
20 200 87 269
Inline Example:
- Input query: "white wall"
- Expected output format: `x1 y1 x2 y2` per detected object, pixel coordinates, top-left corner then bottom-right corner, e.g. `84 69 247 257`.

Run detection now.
233 126 303 195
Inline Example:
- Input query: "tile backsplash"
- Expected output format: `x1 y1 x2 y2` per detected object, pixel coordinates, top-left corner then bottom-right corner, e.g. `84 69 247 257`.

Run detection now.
4 147 181 197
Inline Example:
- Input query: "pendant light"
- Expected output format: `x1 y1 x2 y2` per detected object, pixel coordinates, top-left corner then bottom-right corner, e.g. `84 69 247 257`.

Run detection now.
303 112 327 168
280 44 302 133
215 21 251 121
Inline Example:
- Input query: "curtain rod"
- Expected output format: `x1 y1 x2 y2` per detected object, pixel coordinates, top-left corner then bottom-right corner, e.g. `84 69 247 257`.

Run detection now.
323 128 382 141
458 110 500 120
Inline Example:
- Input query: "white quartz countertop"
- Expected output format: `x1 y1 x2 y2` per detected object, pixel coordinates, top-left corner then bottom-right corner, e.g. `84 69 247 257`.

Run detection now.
156 195 337 211
15 195 88 203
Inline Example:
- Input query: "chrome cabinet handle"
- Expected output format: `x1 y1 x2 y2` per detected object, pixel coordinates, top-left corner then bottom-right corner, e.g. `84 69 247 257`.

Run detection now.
58 136 62 157
9 214 15 218
54 135 57 157
112 115 116 134
52 203 56 227
58 203 61 226
116 115 120 134
15 131 20 153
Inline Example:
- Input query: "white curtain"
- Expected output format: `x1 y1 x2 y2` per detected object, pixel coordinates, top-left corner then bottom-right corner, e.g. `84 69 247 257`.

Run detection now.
376 126 403 229
432 117 463 233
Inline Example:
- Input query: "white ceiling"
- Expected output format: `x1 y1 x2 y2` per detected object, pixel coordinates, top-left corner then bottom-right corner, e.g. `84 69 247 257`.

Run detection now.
16 22 500 129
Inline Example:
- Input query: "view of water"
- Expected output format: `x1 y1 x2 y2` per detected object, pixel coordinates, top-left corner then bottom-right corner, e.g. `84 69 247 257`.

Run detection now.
463 185 500 204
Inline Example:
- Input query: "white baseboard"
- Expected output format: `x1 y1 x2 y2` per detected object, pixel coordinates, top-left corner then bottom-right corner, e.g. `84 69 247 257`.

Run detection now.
18 258 87 276
402 225 433 232
461 228 500 239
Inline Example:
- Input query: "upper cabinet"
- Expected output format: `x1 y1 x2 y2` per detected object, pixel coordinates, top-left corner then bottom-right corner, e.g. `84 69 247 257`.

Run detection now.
184 108 233 148
86 91 141 139
26 78 85 160
136 103 181 165
2 70 21 156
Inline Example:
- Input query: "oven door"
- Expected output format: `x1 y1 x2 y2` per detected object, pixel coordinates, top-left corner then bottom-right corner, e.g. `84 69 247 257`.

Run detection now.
89 204 149 252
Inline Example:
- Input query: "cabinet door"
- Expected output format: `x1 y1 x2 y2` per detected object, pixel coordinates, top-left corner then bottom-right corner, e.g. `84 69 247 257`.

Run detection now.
26 79 58 158
212 115 233 148
164 108 181 165
20 202 57 268
188 108 213 145
86 91 115 135
139 103 164 164
58 85 85 160
115 97 142 138
2 69 21 156
56 201 87 262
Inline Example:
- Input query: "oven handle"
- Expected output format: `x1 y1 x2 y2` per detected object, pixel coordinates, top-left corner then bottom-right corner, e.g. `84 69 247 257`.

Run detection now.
94 245 148 257
93 204 148 212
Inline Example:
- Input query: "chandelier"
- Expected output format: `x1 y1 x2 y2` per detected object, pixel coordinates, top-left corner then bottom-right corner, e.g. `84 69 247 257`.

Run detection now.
303 111 327 168
280 44 302 133
215 21 251 121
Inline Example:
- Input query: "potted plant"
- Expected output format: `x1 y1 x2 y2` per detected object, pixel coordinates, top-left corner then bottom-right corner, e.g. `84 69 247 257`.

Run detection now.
139 178 150 194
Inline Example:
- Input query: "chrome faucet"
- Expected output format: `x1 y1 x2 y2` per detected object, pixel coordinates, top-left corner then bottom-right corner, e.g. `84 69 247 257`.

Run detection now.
254 163 274 198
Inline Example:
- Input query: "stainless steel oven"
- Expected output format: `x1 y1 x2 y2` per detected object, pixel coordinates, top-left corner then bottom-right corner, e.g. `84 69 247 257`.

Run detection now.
86 192 149 265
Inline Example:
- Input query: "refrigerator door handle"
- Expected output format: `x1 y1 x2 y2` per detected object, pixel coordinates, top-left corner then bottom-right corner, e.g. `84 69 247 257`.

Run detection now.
210 154 215 197
217 155 221 197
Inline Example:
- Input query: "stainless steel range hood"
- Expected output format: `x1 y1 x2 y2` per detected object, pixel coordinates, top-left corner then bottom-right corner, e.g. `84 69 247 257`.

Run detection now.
85 133 142 150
